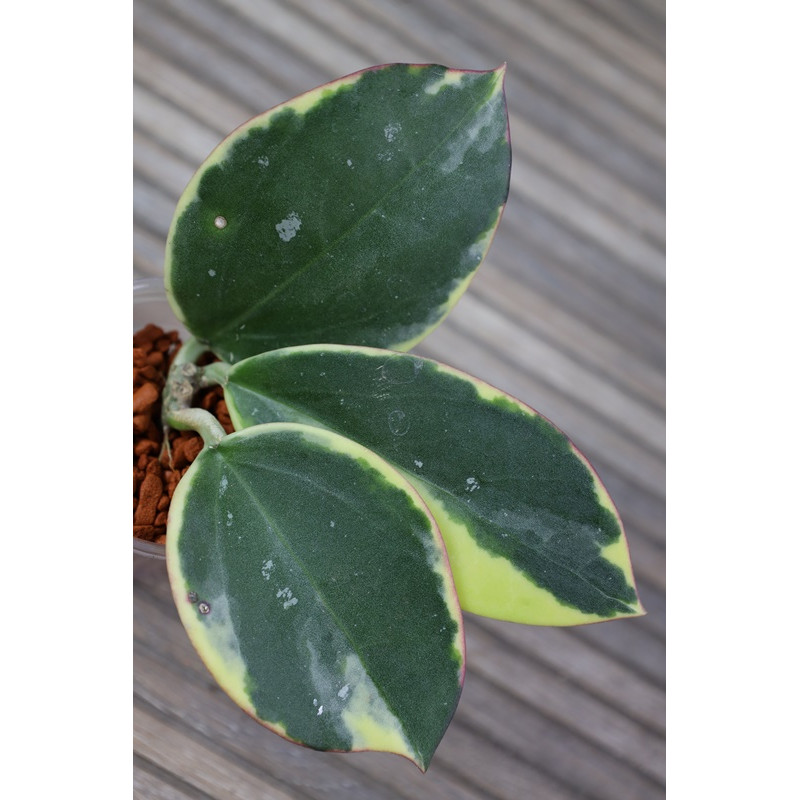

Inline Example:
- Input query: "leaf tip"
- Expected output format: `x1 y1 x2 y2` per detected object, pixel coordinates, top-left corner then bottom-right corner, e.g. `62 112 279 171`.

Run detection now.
629 596 647 619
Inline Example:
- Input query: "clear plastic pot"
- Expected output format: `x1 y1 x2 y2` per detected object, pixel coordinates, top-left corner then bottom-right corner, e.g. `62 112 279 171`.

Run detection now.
133 277 186 560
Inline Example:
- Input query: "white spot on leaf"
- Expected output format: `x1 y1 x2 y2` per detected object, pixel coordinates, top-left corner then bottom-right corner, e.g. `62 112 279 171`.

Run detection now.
276 212 302 242
208 269 217 277
384 123 401 142
466 477 480 492
277 587 298 610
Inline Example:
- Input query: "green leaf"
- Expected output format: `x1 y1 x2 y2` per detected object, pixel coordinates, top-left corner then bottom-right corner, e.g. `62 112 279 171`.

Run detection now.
166 422 464 771
165 63 510 363
211 346 644 626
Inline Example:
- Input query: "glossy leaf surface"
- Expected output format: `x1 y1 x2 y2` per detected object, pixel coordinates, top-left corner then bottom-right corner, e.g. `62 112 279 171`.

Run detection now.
215 347 644 626
165 63 510 363
166 423 464 770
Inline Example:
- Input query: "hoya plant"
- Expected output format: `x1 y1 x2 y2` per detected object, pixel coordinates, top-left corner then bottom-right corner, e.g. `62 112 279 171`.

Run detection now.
153 63 643 772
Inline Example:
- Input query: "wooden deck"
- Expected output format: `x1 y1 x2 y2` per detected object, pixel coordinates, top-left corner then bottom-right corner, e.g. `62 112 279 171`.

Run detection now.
133 1 665 797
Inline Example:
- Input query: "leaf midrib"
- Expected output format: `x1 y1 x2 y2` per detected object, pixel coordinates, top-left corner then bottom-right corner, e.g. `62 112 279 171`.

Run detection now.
221 447 423 763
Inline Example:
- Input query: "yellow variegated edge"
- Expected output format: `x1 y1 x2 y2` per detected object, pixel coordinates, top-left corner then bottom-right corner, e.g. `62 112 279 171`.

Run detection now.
166 463 263 725
391 66 508 352
402 360 644 625
570 441 641 596
391 209 506 352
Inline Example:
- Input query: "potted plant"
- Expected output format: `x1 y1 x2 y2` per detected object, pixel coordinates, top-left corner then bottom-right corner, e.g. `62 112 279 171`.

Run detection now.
133 62 643 772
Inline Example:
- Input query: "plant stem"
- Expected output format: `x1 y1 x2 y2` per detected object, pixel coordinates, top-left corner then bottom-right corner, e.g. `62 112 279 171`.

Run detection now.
202 361 231 386
162 337 227 451
167 407 226 448
171 336 208 369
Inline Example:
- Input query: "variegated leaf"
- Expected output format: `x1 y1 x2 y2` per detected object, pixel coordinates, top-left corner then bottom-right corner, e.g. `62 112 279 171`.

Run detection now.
165 63 510 363
166 422 464 770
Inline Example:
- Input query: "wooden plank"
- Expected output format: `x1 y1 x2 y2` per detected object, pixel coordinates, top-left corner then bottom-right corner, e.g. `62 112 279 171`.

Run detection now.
133 82 222 164
432 0 665 160
136 0 316 112
464 621 665 783
493 209 665 363
469 276 665 412
574 0 666 57
133 177 179 238
532 0 666 85
456 674 664 799
134 116 668 346
135 701 300 800
212 0 371 78
435 723 578 800
129 170 666 443
133 129 195 200
472 618 665 734
279 0 432 67
133 224 166 278
459 0 664 127
572 619 665 687
134 4 660 264
134 753 216 800
627 533 666 592
135 654 414 800
510 153 665 283
509 113 665 246
134 40 252 133
138 560 664 712
135 116 664 384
